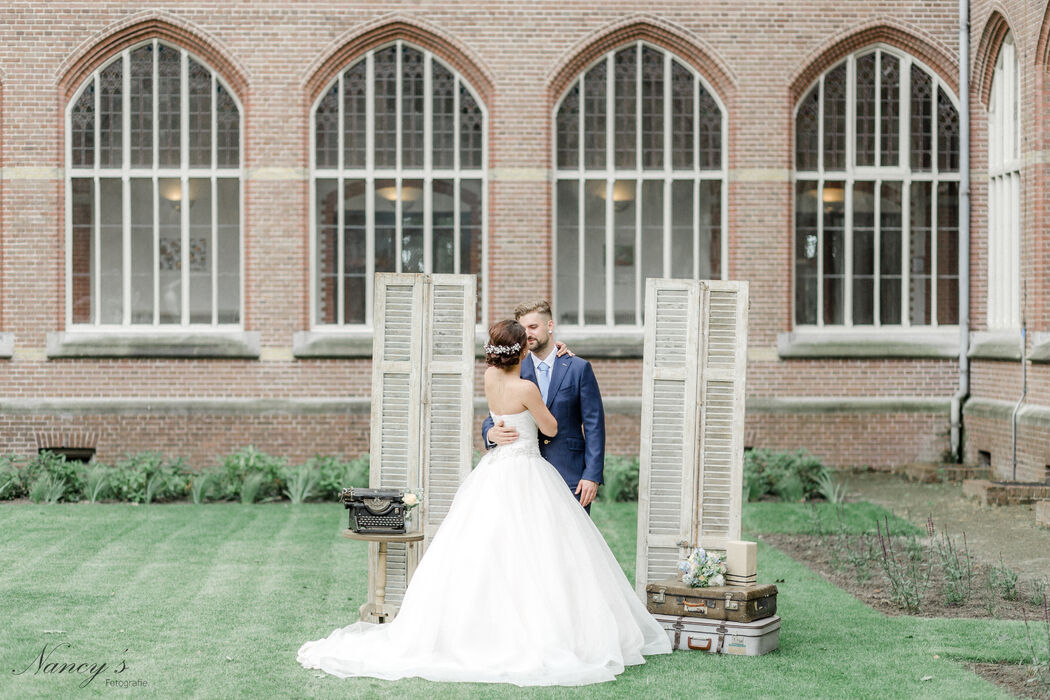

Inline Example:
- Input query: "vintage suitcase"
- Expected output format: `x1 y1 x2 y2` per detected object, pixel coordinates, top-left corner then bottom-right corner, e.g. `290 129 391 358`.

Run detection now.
645 578 777 622
654 613 781 656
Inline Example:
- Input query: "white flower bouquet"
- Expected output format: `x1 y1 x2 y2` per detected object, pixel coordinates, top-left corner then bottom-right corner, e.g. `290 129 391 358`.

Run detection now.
402 490 422 522
677 546 727 588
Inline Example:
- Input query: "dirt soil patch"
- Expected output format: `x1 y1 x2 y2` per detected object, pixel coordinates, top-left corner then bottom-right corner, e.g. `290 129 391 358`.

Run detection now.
966 662 1050 700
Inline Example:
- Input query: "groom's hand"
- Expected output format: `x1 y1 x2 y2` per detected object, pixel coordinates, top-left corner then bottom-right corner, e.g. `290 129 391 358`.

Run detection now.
575 479 598 508
487 420 519 445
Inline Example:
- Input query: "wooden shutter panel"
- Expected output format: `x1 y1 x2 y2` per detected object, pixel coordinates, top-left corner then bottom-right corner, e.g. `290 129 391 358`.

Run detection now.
635 279 702 598
421 274 476 548
694 281 748 552
367 273 426 608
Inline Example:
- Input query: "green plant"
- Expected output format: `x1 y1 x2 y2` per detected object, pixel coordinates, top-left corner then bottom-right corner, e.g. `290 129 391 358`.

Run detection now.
601 455 639 502
29 473 67 504
85 466 110 503
189 471 214 505
1022 595 1050 693
108 452 189 503
283 465 319 504
240 473 264 504
773 470 805 502
928 517 974 607
744 448 829 502
1029 577 1049 607
814 470 848 503
222 446 287 501
876 517 932 613
22 451 85 502
0 455 24 499
307 454 369 500
987 553 1019 601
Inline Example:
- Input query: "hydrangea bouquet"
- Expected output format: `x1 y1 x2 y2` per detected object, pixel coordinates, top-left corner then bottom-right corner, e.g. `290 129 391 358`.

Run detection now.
677 546 727 588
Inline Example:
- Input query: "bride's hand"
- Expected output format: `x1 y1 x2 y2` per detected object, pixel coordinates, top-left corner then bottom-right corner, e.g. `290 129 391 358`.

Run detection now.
554 341 575 358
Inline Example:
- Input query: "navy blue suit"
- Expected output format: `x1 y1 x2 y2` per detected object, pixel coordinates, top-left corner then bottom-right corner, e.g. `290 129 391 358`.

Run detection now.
482 354 606 496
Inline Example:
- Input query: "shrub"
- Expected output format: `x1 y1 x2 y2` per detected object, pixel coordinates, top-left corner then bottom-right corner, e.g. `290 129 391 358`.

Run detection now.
814 470 849 504
240 473 265 504
85 466 111 503
0 455 24 499
28 473 67 504
108 453 189 503
283 465 319 504
21 452 86 502
221 446 287 501
744 449 830 502
602 455 639 502
308 454 369 501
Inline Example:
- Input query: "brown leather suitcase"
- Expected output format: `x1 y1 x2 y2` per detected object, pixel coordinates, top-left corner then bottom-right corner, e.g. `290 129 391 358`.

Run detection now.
645 578 778 622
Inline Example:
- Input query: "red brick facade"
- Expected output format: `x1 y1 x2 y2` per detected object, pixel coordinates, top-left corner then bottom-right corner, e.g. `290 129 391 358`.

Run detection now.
0 2 1042 476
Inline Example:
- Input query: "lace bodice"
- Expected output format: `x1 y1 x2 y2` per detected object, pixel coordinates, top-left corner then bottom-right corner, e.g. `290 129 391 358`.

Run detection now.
488 410 540 457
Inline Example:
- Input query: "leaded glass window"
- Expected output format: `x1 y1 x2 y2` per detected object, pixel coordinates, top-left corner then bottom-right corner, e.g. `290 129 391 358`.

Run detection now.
794 47 959 328
988 33 1020 330
554 41 726 326
68 39 242 326
312 41 486 326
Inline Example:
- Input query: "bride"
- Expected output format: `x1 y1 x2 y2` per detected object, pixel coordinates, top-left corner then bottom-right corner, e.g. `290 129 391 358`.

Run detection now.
297 320 671 686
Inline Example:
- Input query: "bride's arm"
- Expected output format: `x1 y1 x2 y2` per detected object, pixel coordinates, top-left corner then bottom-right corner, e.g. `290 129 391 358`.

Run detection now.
521 383 558 437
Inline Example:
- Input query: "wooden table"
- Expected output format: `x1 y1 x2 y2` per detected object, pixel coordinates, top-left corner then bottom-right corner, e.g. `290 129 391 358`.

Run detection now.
342 530 424 623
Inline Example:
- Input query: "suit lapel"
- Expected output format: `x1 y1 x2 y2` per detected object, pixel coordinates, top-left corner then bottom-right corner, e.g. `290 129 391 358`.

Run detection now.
545 357 570 408
520 358 538 386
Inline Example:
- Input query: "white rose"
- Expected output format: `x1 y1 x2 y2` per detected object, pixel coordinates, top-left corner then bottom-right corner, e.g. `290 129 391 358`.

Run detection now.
403 493 419 507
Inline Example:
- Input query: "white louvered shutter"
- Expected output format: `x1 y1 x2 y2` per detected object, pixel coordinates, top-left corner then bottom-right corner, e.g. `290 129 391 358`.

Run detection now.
368 273 426 608
421 274 476 548
694 281 748 552
635 279 703 598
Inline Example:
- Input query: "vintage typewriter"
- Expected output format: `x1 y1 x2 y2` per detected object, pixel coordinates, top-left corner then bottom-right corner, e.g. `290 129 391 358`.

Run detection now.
340 487 407 534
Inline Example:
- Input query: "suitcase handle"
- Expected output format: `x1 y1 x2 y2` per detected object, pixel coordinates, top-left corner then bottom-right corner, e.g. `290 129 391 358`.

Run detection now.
687 637 712 651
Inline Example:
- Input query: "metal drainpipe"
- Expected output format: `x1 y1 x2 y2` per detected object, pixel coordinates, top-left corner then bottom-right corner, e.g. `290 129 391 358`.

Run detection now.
950 0 971 462
1011 321 1027 481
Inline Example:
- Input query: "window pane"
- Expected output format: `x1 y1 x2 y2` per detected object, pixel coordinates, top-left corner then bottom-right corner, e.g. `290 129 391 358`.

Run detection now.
640 180 663 287
700 180 721 279
852 181 875 324
584 180 606 324
910 65 933 171
157 177 181 324
316 179 338 324
130 178 153 323
698 88 721 171
795 181 818 324
855 52 876 167
937 87 959 172
584 62 606 169
188 59 212 167
432 63 456 169
216 178 239 324
641 48 663 170
432 179 455 274
344 179 366 324
401 179 424 273
880 54 900 167
937 181 959 324
99 62 122 168
459 86 483 169
374 47 397 168
613 179 636 324
315 84 339 169
795 85 819 170
344 62 368 169
823 65 847 171
99 178 123 324
880 182 903 324
401 48 425 169
374 178 396 273
157 45 180 168
556 82 579 170
71 179 94 324
215 84 239 167
613 47 636 169
71 82 95 168
909 181 932 324
822 180 845 324
188 178 212 323
671 180 693 278
671 61 694 169
129 45 153 168
556 180 580 324
461 179 483 320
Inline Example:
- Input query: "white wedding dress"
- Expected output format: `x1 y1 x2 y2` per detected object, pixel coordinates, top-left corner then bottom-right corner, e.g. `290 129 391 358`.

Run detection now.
297 410 671 686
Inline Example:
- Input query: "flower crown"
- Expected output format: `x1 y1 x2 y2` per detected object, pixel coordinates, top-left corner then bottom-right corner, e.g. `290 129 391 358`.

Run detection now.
484 342 521 355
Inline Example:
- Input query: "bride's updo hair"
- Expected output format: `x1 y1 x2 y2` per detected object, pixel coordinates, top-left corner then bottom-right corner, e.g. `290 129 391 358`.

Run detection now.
485 320 527 369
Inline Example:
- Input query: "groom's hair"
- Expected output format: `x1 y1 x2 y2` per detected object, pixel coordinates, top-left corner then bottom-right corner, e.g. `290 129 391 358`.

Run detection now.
513 300 552 321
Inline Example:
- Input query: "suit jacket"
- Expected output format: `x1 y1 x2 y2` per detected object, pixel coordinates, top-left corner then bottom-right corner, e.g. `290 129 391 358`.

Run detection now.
482 354 605 489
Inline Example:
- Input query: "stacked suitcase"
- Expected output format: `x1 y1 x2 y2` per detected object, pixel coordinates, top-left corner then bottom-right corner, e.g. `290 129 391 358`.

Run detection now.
645 579 781 655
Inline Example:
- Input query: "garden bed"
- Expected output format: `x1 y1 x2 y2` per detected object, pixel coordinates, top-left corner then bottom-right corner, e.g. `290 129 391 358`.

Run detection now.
963 480 1050 507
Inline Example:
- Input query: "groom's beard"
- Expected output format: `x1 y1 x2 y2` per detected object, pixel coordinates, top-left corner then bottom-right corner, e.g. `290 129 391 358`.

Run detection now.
529 337 551 357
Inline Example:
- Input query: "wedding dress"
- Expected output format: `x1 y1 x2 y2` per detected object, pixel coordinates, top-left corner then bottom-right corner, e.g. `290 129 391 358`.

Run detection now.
297 409 671 686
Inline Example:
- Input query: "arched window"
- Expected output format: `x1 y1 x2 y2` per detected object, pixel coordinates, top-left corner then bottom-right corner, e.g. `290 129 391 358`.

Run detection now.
312 41 486 326
67 39 242 326
794 46 959 327
553 41 726 327
988 32 1020 330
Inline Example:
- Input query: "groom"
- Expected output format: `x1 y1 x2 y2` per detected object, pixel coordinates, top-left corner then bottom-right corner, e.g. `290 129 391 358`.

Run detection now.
482 300 605 512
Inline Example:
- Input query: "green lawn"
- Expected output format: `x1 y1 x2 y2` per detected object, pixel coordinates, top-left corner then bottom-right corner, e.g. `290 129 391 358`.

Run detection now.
0 501 1027 698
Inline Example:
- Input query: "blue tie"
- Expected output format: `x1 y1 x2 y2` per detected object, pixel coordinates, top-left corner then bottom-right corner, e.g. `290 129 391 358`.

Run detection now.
537 362 550 403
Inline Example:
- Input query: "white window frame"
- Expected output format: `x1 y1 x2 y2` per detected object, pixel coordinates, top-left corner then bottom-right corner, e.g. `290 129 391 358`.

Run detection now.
309 40 488 329
551 40 729 329
792 44 961 329
987 32 1021 330
64 38 245 329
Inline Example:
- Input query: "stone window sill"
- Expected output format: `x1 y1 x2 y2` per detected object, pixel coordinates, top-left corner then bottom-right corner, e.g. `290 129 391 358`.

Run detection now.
777 328 960 359
0 332 12 359
552 327 644 358
1029 332 1050 363
47 330 260 359
968 330 1023 361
